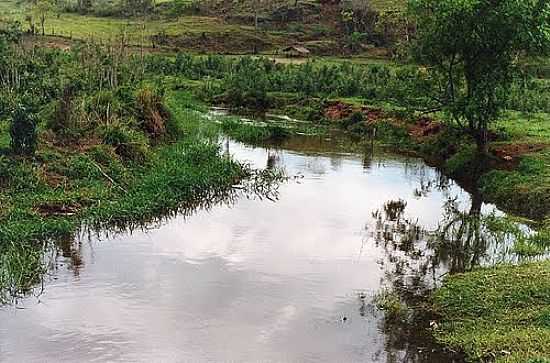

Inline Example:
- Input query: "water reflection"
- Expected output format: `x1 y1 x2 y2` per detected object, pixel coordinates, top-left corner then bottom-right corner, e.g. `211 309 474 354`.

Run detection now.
0 135 533 362
0 165 286 306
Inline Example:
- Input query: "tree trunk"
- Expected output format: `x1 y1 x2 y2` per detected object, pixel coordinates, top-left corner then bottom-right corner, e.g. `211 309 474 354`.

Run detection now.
475 124 489 155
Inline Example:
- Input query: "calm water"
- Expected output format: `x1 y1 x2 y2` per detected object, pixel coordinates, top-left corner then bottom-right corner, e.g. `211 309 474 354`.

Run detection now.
0 134 508 362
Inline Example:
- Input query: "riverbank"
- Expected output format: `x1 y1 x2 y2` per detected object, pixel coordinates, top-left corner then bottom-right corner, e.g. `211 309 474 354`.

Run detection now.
219 93 550 222
210 93 550 362
0 94 246 303
334 104 550 222
433 261 550 363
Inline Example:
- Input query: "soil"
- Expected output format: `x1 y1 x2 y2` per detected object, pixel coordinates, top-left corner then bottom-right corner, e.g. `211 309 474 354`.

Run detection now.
35 201 81 217
492 143 547 158
324 101 354 120
408 117 443 138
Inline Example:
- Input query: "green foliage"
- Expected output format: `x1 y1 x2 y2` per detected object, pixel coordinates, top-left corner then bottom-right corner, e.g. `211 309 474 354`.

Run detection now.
480 152 550 220
0 241 46 304
0 20 23 43
342 111 364 128
99 121 150 162
410 0 550 151
31 0 57 35
374 289 409 322
434 261 550 363
10 103 38 156
443 145 480 176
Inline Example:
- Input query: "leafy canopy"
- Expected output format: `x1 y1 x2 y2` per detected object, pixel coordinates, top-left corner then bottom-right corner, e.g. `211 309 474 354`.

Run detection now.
409 0 550 151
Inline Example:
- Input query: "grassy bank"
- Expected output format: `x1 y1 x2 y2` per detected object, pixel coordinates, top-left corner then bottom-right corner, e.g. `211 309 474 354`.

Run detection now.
0 94 247 303
433 261 550 363
318 101 550 221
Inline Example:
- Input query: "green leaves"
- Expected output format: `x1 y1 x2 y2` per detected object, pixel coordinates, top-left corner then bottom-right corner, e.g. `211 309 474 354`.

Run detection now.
409 0 550 151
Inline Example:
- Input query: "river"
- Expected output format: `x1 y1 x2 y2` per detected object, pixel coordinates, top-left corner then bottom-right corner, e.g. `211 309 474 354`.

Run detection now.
0 133 512 362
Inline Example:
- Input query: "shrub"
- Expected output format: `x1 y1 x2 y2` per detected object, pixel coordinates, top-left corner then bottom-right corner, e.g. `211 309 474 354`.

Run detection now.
86 90 124 124
10 104 38 156
266 125 290 141
99 122 149 163
135 87 173 139
342 111 364 128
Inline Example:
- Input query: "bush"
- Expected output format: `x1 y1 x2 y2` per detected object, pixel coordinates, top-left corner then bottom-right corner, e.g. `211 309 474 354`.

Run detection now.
10 104 37 156
99 122 150 163
135 87 174 139
342 111 364 129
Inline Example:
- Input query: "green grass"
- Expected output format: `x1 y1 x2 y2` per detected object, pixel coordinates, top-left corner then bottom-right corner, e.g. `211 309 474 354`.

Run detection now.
477 112 550 220
370 0 407 11
0 0 273 47
480 151 550 221
495 112 550 144
0 91 246 303
0 92 244 244
0 122 9 149
219 118 292 144
433 261 550 363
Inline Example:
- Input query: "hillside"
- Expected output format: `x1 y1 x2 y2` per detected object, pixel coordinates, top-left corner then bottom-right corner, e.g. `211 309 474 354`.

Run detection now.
0 0 407 56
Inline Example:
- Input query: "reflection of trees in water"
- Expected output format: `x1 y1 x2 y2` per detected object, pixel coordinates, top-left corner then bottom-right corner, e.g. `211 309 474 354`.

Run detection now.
367 192 519 363
434 194 487 274
372 192 503 292
0 167 287 305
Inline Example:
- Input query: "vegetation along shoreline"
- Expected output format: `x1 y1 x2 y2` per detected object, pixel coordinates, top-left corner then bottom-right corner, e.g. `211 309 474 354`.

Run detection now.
1 0 549 361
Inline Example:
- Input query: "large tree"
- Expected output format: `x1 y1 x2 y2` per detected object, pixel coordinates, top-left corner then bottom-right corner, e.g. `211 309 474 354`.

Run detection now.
409 0 550 153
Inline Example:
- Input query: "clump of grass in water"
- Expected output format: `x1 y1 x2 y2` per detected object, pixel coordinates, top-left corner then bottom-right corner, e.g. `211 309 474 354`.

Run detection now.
0 241 48 304
220 119 290 145
374 289 410 322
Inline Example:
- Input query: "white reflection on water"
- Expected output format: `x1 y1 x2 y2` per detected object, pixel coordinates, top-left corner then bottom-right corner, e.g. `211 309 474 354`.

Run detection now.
1 137 496 362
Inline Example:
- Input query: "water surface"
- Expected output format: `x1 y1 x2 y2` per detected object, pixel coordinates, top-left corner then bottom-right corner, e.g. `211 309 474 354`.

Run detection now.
1 135 507 362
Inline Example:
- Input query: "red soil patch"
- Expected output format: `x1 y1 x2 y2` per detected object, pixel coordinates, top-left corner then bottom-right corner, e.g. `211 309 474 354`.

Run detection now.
324 101 354 121
324 101 445 140
408 117 443 138
361 106 385 123
492 143 548 161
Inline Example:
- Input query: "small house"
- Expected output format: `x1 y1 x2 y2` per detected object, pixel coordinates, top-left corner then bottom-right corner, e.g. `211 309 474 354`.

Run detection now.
281 45 311 58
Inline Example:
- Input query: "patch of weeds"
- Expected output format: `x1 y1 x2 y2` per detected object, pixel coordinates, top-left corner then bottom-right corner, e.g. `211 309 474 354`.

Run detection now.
0 241 46 304
98 121 150 163
374 289 409 322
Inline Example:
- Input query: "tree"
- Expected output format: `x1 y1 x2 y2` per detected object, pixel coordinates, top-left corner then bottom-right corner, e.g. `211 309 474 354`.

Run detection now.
32 0 56 36
409 0 550 153
10 103 38 156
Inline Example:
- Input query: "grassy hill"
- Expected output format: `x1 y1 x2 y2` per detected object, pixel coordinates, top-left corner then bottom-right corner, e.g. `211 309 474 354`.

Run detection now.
0 0 406 55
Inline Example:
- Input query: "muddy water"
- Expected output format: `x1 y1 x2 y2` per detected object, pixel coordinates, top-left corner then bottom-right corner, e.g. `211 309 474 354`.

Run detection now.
0 135 507 362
